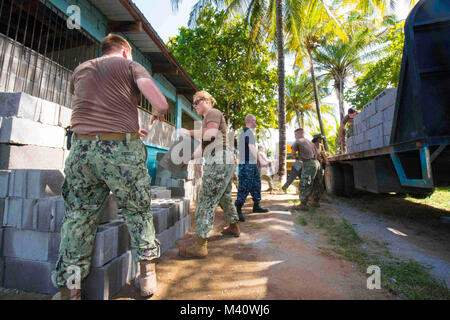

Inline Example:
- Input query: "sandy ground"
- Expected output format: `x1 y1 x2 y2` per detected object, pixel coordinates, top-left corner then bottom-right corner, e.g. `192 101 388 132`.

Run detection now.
113 190 393 300
2 185 448 300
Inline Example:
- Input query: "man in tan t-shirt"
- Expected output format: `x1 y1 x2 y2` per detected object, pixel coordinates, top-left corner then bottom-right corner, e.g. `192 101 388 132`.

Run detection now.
52 34 168 300
292 128 323 211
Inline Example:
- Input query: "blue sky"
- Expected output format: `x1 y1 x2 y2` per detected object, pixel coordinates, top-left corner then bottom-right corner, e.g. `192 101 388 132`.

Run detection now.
133 0 198 43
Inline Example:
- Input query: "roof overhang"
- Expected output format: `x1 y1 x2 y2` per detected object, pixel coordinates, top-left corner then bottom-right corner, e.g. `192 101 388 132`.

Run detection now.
90 0 198 102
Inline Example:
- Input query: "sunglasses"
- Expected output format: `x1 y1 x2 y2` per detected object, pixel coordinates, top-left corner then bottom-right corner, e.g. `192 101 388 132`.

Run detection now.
193 98 204 106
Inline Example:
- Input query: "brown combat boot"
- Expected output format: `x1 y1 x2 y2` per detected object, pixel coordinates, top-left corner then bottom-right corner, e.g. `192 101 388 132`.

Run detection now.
221 223 240 237
178 235 208 258
135 260 157 297
51 287 81 300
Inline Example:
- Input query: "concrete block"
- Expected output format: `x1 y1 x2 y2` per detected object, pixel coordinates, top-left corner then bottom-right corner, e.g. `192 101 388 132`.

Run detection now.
376 88 397 111
364 101 377 118
369 112 383 128
26 170 64 198
370 135 384 149
151 189 171 199
0 144 65 170
384 135 391 146
156 230 169 254
169 186 185 197
38 99 60 126
0 256 4 287
0 92 40 121
3 197 28 228
92 224 118 268
366 125 383 141
383 103 395 123
99 219 129 257
0 117 65 148
183 199 190 217
175 219 184 240
184 215 191 233
159 136 201 179
0 198 4 227
7 170 27 198
99 193 120 224
4 257 58 295
152 209 167 234
58 105 72 128
82 251 138 300
168 225 177 248
383 119 393 136
2 228 60 262
142 120 176 148
0 227 3 254
0 170 10 198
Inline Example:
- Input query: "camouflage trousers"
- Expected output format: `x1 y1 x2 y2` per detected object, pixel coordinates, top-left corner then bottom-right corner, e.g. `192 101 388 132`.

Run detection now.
52 138 160 288
195 150 239 239
299 159 323 204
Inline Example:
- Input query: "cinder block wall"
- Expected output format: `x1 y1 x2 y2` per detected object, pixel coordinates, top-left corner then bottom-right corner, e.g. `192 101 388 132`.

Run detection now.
0 92 192 298
348 88 397 154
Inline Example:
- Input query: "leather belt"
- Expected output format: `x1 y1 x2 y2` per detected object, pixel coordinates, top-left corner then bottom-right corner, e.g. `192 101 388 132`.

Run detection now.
74 132 141 141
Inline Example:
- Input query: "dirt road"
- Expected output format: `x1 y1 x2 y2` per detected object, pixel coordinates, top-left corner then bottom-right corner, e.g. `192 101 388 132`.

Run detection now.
114 191 405 300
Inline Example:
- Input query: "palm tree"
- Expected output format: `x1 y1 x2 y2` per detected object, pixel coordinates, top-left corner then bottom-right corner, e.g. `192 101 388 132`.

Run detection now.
285 72 330 128
171 0 304 180
313 24 377 123
286 0 346 152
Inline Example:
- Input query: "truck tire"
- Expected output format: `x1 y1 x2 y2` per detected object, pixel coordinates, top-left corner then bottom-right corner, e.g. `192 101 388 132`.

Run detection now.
407 190 434 199
325 163 345 196
342 165 356 197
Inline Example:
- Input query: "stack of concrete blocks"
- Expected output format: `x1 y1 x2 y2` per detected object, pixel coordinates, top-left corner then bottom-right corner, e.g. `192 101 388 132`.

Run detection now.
151 198 191 254
348 88 397 154
155 135 203 202
138 109 176 148
0 92 139 299
0 34 74 108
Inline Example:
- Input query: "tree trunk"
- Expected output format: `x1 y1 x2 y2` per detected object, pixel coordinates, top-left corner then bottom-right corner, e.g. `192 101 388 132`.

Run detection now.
276 0 286 180
307 48 329 152
336 77 344 123
337 77 346 153
295 108 301 128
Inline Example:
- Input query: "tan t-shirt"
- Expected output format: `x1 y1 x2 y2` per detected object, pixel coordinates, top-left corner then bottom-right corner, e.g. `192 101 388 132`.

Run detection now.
292 138 317 161
202 108 227 154
69 56 151 135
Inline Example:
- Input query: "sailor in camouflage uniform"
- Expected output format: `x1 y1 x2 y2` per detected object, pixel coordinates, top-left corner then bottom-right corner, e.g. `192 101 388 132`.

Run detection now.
178 91 240 259
51 34 168 299
292 128 323 211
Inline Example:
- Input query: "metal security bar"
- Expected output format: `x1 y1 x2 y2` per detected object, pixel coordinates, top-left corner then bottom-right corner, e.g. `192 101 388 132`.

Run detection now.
0 0 170 124
0 0 101 108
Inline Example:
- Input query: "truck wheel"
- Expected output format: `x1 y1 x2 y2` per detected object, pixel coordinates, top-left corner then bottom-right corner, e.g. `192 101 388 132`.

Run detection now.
325 163 344 196
342 165 356 197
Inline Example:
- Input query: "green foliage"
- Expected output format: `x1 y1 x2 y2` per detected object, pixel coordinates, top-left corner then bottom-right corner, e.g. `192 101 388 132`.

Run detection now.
167 6 278 131
344 22 405 109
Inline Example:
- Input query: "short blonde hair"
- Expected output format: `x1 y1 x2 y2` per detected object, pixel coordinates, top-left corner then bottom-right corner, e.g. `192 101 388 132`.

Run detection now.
194 90 217 106
101 33 132 55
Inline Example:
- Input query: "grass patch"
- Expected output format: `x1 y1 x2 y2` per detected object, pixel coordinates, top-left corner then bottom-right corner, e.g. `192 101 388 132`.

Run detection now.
379 260 450 300
405 187 450 211
292 207 450 300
